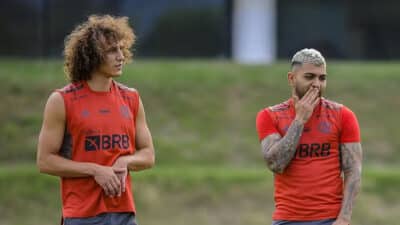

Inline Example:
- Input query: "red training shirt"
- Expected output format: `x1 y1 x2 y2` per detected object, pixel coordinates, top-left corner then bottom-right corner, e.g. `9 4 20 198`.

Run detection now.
57 80 139 218
256 98 360 221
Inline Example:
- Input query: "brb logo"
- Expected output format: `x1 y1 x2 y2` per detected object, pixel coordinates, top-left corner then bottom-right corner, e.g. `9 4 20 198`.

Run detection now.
295 143 331 158
85 134 130 151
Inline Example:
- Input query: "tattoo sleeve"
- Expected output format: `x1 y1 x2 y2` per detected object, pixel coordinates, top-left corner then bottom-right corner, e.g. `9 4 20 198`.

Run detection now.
261 119 304 173
338 142 362 222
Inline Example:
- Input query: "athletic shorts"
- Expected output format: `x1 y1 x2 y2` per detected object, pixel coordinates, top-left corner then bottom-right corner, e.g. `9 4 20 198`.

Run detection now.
272 218 335 225
64 212 137 225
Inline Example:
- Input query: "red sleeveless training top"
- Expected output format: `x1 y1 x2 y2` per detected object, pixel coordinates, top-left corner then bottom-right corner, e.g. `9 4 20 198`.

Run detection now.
57 80 139 218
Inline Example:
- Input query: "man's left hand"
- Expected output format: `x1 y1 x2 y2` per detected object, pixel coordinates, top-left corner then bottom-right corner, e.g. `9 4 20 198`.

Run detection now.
112 157 128 195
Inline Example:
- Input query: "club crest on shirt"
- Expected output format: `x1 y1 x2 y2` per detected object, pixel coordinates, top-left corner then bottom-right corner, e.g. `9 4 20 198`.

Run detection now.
120 105 131 119
81 109 90 118
318 121 331 134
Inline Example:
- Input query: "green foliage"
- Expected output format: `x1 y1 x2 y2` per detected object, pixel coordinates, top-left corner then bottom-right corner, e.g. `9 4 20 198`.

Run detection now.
1 60 399 166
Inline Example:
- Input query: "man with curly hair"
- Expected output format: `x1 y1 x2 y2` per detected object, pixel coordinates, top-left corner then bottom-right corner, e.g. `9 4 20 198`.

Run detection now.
37 15 155 225
256 49 362 225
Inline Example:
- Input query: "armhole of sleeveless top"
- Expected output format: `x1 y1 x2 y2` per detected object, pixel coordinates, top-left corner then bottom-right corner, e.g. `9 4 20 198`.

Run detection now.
135 90 140 120
53 90 70 159
132 91 140 120
54 90 68 124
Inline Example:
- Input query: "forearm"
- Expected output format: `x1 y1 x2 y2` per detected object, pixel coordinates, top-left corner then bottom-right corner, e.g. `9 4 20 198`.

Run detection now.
263 119 304 173
37 153 98 178
337 167 361 221
337 142 362 222
118 148 155 171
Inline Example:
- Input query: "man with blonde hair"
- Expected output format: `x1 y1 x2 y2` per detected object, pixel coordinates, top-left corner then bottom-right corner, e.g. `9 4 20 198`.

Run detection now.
256 48 362 225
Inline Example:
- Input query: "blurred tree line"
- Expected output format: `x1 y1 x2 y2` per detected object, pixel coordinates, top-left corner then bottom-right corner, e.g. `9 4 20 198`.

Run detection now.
1 0 400 59
0 0 228 58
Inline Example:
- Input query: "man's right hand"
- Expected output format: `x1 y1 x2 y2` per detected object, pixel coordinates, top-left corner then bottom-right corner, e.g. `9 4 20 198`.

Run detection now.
293 87 320 124
93 165 122 197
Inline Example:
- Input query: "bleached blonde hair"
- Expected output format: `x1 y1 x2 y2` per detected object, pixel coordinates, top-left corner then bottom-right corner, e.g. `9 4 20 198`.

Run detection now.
291 48 326 70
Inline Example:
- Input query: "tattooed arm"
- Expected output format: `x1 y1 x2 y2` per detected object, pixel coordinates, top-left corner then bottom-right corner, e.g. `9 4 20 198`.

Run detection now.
333 143 362 225
261 120 304 173
261 87 320 174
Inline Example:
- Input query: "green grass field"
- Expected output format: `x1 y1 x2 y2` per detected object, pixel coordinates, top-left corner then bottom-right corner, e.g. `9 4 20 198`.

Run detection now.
0 165 399 225
0 60 399 225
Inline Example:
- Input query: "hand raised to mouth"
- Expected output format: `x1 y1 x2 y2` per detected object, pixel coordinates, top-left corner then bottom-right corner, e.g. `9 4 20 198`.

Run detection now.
293 87 320 124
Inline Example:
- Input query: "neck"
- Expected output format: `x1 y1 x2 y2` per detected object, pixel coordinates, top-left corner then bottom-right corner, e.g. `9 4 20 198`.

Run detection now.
87 73 113 92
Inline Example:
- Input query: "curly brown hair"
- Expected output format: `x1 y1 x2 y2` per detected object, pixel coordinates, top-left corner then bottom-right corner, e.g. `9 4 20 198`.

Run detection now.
63 15 135 82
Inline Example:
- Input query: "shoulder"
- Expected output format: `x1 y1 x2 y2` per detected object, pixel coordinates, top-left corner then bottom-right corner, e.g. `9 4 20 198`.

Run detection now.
320 98 343 111
47 91 64 105
257 100 290 121
320 98 357 116
44 91 65 119
321 98 359 123
114 81 141 113
267 100 291 112
57 82 84 95
114 81 138 94
341 105 358 121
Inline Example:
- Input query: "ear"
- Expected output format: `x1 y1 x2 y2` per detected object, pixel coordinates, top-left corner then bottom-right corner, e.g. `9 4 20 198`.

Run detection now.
287 72 295 87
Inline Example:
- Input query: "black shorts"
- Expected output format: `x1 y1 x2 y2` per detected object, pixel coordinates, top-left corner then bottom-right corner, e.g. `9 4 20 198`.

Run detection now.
272 218 335 225
64 212 137 225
